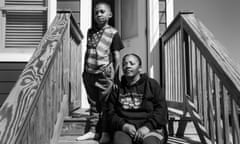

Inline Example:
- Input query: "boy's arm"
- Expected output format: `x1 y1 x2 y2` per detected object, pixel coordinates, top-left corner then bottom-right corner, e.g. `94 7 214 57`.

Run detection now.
113 50 120 72
113 50 121 83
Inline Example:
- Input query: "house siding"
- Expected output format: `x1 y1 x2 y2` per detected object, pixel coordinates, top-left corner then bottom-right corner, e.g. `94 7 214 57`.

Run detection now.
0 62 26 106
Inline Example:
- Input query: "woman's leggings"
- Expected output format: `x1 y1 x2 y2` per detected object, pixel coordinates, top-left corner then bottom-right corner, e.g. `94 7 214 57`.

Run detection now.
113 131 165 144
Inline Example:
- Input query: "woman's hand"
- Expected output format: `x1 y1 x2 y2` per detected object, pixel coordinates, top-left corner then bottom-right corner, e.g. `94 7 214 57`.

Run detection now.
134 126 150 142
122 123 136 137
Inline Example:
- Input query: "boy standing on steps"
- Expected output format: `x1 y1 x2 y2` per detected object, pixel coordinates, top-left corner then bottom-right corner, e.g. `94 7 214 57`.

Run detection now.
76 1 124 143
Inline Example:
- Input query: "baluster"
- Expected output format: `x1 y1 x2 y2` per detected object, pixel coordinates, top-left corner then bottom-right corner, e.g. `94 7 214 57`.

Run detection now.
179 30 183 103
221 85 230 144
173 33 176 102
231 97 240 144
214 75 223 144
169 36 173 101
167 40 171 101
196 48 202 116
192 41 198 108
207 66 215 143
165 40 168 100
202 57 209 132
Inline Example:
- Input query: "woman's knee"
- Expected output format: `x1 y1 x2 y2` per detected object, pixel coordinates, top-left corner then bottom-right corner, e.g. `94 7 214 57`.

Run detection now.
113 131 132 144
143 135 165 144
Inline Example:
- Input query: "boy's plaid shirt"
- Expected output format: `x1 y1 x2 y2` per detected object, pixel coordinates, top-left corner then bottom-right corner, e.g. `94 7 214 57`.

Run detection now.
84 26 117 74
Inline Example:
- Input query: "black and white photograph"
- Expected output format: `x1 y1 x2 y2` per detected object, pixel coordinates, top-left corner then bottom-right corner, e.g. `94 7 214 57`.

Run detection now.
0 0 239 144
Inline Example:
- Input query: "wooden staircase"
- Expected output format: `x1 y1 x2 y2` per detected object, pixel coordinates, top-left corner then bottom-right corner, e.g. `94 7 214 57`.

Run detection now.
58 109 98 144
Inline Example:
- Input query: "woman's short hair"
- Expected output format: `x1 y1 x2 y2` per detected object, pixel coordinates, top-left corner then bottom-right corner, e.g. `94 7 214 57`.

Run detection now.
122 53 142 66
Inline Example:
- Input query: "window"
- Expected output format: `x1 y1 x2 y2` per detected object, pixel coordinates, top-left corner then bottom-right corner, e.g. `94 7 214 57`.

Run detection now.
0 0 47 54
159 0 166 36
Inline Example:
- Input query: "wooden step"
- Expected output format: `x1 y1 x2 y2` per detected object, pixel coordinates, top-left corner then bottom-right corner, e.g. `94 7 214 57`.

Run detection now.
58 135 98 144
57 109 201 144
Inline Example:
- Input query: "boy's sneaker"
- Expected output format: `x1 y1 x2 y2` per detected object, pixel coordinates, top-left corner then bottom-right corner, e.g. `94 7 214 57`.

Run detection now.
76 131 100 141
99 132 111 144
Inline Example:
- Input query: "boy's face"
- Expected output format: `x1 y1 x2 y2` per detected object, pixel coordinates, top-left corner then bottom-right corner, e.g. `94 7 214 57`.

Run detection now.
122 55 141 78
94 3 112 26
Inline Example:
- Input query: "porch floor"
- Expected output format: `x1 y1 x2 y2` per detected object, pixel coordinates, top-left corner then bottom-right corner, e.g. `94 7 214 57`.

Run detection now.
58 109 201 144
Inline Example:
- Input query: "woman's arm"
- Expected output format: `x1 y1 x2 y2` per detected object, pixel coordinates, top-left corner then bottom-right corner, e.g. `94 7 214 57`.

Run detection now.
144 79 168 130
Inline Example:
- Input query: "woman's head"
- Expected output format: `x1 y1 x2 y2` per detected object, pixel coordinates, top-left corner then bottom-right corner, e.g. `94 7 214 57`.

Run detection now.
122 53 142 78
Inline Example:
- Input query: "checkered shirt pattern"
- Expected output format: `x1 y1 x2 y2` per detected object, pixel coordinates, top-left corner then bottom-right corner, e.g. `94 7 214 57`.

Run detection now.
85 26 117 73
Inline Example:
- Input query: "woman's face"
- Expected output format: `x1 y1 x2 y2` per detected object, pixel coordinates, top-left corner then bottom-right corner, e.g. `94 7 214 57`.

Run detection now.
122 55 141 78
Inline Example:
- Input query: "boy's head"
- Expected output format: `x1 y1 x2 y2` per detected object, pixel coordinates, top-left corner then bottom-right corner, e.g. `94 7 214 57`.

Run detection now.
94 1 112 27
122 53 142 77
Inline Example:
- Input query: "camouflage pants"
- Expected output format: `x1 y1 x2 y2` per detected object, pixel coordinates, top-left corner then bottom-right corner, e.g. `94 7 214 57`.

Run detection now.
82 64 114 133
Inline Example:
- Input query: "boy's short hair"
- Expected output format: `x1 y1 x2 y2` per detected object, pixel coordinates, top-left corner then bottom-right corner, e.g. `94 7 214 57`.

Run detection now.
122 53 142 66
95 0 112 11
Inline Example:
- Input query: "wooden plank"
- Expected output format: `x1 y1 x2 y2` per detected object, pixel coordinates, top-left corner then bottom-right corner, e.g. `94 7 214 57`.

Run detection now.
222 85 230 144
214 75 223 144
191 42 198 107
231 99 240 144
179 28 184 104
176 31 180 102
173 33 177 102
207 66 216 143
169 38 173 101
50 95 68 144
47 71 53 143
189 39 194 101
200 57 208 132
196 48 202 117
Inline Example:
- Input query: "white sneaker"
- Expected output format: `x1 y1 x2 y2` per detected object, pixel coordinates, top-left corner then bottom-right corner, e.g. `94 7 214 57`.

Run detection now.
76 131 96 141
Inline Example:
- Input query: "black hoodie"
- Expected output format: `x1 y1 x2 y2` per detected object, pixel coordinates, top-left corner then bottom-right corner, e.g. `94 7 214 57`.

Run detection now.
108 74 168 131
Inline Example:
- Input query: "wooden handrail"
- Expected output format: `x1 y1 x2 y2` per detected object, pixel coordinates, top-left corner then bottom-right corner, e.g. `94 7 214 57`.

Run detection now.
161 12 240 144
0 12 83 144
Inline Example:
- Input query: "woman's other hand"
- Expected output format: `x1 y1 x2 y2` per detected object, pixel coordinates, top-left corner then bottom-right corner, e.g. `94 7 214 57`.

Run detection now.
122 123 136 137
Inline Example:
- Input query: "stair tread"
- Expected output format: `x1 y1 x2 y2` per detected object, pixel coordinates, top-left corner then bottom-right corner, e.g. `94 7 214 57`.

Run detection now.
58 135 98 144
